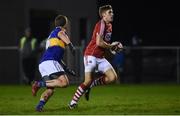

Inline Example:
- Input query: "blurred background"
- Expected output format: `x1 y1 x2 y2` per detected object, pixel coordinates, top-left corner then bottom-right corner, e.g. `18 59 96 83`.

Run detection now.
0 0 179 84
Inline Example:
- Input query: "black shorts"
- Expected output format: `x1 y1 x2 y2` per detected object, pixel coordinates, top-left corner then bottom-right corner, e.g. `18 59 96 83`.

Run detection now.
42 71 65 81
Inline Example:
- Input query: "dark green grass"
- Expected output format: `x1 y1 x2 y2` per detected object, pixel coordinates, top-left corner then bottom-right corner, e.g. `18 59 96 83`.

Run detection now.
0 84 180 115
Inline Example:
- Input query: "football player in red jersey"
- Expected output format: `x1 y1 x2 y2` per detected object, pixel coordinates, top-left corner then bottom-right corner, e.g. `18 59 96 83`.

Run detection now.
68 5 123 109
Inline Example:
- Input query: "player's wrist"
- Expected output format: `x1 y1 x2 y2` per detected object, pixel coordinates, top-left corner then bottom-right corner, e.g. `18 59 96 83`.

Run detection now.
67 43 75 55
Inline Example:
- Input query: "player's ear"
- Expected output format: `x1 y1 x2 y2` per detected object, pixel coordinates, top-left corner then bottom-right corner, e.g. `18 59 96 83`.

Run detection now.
102 12 105 17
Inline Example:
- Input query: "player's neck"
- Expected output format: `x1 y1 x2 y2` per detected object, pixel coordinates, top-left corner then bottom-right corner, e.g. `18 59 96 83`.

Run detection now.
102 18 110 24
57 26 66 30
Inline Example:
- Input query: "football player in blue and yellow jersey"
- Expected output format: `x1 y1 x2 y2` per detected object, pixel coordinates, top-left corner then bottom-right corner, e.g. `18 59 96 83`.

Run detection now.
31 15 75 112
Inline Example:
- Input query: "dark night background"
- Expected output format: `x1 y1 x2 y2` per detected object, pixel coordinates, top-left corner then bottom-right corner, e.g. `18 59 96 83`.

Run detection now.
0 1 180 114
98 0 180 46
0 0 179 84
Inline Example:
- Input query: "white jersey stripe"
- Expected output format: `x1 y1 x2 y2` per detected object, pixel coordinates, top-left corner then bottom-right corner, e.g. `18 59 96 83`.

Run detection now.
99 19 105 36
91 20 105 55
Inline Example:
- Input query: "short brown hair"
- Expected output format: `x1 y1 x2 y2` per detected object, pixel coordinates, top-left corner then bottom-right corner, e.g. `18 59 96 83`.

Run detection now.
55 15 68 27
99 5 112 18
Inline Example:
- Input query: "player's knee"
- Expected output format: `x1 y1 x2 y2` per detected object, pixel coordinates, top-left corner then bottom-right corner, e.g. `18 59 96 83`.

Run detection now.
114 74 118 81
47 89 54 95
108 74 118 83
44 94 49 101
113 74 118 82
61 81 69 88
57 78 69 88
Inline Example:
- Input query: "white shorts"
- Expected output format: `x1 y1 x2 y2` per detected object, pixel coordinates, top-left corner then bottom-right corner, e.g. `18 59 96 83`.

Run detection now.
39 60 64 77
84 55 113 73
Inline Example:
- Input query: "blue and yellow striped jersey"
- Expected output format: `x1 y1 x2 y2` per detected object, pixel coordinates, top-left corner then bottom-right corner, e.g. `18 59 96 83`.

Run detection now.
40 27 66 63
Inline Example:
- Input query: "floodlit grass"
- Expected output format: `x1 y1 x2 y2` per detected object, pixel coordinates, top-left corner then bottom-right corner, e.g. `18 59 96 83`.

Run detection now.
0 84 180 115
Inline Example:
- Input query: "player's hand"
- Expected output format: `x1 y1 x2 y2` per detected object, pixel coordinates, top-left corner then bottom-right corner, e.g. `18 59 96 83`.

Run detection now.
110 41 123 55
118 42 123 49
110 41 120 51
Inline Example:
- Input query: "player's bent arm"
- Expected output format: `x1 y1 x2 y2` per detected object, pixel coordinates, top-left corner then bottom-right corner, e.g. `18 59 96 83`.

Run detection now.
96 33 111 49
58 31 75 55
96 33 117 50
58 31 71 45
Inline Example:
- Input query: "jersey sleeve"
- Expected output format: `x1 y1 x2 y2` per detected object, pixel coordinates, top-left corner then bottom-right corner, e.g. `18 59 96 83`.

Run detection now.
96 20 105 36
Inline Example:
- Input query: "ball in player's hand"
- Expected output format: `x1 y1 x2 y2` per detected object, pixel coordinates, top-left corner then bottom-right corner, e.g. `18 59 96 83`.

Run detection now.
110 41 123 55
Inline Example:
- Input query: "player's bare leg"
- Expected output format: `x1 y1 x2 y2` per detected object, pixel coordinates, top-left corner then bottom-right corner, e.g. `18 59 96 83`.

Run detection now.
32 75 69 96
36 88 54 112
104 68 118 83
33 75 69 111
45 76 69 88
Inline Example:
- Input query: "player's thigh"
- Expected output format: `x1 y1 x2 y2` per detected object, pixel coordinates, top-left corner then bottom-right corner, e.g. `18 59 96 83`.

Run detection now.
104 68 118 82
84 56 97 73
45 74 69 87
98 58 117 80
57 74 69 86
83 56 97 86
98 58 113 73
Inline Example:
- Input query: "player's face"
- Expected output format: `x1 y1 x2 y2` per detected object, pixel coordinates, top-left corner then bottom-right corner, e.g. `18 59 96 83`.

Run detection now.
103 9 114 23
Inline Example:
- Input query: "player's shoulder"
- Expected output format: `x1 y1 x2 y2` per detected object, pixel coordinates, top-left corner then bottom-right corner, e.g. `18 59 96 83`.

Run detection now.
94 20 105 29
96 19 105 25
54 27 63 34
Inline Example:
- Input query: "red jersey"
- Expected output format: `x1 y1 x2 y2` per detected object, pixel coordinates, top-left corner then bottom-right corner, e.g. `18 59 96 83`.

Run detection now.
84 19 112 58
